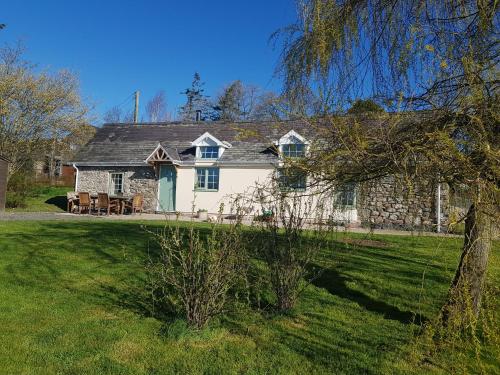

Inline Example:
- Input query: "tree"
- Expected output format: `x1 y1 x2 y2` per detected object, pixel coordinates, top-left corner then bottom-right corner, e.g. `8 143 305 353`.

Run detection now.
0 44 90 178
214 80 262 121
103 106 123 123
278 0 499 331
178 73 213 121
347 99 384 115
252 91 283 120
213 81 313 121
103 106 134 123
146 90 170 122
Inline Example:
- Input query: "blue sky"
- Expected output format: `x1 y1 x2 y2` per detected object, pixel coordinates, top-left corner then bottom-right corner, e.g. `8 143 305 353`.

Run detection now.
2 0 296 124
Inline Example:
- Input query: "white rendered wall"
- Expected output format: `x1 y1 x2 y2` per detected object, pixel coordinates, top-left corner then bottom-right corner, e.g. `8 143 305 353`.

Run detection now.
175 166 272 214
174 165 358 223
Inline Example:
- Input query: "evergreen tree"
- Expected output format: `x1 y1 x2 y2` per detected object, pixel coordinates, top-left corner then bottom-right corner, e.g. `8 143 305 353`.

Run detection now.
347 99 384 115
214 80 245 121
178 73 213 121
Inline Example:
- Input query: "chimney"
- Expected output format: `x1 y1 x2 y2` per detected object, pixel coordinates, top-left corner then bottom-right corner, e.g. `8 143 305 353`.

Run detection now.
195 110 202 122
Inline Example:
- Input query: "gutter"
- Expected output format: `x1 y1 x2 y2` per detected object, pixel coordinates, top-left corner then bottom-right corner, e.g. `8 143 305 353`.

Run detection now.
73 160 278 168
72 162 148 167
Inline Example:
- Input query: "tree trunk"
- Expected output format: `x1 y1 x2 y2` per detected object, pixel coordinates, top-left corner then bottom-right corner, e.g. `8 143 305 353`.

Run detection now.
441 203 491 328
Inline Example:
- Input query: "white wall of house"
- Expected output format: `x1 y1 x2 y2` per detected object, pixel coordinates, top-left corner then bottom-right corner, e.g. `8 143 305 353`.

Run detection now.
75 164 359 224
174 165 358 223
175 165 273 214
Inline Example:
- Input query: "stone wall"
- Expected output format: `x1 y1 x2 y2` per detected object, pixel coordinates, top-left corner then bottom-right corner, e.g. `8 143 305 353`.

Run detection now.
357 176 450 230
77 166 158 212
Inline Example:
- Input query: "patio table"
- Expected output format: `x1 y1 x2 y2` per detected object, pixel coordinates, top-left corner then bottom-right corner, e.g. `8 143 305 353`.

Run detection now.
76 194 131 215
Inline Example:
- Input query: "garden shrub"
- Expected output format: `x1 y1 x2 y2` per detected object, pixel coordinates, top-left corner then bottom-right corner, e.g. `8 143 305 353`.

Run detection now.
252 183 334 312
147 212 248 329
5 171 32 208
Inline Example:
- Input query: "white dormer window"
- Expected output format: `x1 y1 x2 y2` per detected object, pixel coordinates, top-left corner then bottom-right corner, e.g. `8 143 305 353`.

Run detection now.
276 130 308 158
191 132 232 160
282 143 305 158
200 146 219 159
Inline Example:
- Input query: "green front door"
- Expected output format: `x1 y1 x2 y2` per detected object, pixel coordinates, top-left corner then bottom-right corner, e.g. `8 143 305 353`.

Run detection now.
158 165 176 212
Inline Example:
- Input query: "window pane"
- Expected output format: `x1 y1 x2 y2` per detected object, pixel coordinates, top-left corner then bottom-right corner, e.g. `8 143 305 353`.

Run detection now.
196 168 206 189
200 146 219 159
110 173 123 194
336 184 356 206
282 143 305 158
207 168 219 190
195 168 219 190
278 169 306 190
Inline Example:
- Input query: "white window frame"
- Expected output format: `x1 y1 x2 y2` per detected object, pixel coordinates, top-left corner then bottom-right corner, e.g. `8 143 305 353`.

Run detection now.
336 183 357 207
199 145 220 159
282 143 306 158
195 167 220 191
191 132 231 161
109 172 124 195
275 130 309 159
277 168 307 191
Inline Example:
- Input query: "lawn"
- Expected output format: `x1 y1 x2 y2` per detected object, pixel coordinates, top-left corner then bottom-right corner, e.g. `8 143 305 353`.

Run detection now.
6 185 72 213
0 220 498 374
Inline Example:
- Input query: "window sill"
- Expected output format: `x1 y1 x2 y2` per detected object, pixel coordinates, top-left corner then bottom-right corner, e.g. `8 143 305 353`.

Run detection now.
194 188 219 192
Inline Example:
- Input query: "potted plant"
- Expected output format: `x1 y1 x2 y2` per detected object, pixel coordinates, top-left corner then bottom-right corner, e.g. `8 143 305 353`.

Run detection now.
197 209 208 221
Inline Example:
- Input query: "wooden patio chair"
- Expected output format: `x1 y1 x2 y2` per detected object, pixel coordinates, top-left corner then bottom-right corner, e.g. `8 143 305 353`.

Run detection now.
77 192 91 214
96 193 120 216
122 194 144 215
66 191 78 213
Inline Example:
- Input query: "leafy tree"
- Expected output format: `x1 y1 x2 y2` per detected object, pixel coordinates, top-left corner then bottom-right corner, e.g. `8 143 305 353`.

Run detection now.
178 73 213 121
0 44 91 179
347 99 384 114
278 0 499 331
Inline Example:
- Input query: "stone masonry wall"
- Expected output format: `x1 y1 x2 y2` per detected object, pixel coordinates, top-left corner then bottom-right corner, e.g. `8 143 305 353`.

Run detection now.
77 166 158 212
357 176 450 231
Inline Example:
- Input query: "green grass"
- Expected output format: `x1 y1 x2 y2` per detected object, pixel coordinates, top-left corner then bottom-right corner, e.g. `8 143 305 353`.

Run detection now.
6 185 72 212
0 220 498 374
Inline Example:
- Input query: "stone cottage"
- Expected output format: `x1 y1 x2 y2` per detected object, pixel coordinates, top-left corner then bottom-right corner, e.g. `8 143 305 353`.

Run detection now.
72 120 451 230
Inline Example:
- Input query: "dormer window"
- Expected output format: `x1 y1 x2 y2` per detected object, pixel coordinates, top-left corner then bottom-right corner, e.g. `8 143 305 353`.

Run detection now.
282 143 305 158
191 132 232 161
276 130 308 159
200 146 219 159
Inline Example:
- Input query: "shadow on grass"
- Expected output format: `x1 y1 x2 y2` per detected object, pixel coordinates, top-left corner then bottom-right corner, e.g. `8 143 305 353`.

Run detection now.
44 196 67 210
95 283 178 323
313 266 428 325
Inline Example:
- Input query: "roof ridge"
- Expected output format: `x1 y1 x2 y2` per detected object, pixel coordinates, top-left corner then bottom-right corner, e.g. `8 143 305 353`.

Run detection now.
101 118 304 127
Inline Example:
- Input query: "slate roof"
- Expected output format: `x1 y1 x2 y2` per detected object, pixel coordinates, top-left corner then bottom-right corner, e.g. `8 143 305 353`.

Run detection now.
73 120 316 166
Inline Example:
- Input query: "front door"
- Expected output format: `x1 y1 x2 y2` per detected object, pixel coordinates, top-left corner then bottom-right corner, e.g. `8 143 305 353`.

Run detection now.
158 165 176 212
